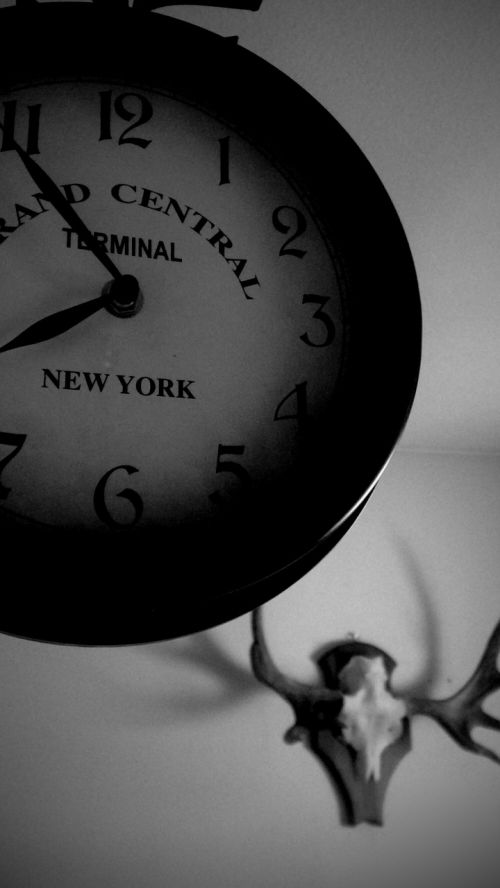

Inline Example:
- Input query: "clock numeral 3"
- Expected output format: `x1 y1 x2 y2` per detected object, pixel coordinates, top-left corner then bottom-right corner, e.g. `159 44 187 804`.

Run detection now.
94 464 144 528
272 205 307 258
0 431 27 500
0 100 41 155
209 444 250 506
98 90 153 149
300 295 336 347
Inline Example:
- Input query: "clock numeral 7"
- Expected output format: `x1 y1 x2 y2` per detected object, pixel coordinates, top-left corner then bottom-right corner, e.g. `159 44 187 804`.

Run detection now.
0 100 41 155
98 90 153 149
0 430 27 500
94 464 144 528
210 444 251 506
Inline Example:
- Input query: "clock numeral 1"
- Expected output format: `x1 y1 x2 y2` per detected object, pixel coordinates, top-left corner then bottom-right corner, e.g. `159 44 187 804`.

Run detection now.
94 464 144 528
218 136 230 185
272 205 307 258
300 295 336 347
0 430 27 500
0 100 41 155
98 90 153 149
209 444 250 506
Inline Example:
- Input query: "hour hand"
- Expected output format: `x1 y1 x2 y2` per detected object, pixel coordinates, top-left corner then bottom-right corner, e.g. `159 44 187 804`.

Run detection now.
0 294 107 354
0 275 142 354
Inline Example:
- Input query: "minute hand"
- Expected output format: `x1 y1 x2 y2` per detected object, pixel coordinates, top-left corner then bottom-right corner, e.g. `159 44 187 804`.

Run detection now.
0 124 121 281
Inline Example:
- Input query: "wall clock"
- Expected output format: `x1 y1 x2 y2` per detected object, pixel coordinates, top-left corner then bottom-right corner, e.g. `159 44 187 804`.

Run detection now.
0 1 421 644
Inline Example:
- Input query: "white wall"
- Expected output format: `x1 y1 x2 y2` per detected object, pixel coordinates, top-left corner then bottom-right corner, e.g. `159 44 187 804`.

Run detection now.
0 1 499 885
0 450 499 888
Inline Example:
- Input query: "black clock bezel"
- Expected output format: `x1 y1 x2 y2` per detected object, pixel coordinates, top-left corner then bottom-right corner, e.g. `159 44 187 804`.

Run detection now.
0 3 421 644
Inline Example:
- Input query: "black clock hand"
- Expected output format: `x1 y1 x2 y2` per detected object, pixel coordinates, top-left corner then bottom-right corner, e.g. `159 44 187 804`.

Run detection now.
0 276 141 354
0 123 122 282
0 294 107 355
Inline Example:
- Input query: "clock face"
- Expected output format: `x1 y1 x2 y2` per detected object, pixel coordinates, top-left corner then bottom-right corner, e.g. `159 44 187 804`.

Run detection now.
0 80 342 532
0 6 420 643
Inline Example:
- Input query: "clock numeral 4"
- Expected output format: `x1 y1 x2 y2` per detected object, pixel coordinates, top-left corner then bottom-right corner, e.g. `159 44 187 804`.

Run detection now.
94 464 144 528
0 100 41 155
210 444 250 506
98 90 153 149
274 381 308 426
300 295 336 347
0 431 27 500
272 205 307 258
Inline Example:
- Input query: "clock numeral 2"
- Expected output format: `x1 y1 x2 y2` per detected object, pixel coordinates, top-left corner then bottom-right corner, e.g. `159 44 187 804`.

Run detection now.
0 100 41 155
98 90 153 149
272 205 307 258
94 464 144 528
0 430 27 500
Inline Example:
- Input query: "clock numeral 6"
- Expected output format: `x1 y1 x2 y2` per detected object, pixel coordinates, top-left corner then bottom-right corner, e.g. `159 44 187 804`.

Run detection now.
0 430 27 500
94 464 144 529
209 444 250 506
300 295 336 347
272 205 307 258
0 100 41 155
98 90 153 149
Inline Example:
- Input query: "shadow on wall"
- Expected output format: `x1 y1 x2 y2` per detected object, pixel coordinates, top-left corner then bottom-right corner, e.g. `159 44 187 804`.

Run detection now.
119 538 441 725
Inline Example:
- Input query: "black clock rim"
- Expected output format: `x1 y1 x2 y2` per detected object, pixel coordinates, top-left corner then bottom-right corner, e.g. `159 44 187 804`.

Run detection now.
0 3 421 645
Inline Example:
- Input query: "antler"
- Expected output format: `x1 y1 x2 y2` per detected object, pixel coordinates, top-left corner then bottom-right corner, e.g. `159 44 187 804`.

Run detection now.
250 607 339 710
408 619 500 764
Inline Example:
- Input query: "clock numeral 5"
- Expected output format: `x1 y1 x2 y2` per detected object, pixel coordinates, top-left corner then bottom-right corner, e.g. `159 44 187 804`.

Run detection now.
209 444 250 506
98 90 153 149
272 205 307 258
300 295 336 347
0 100 41 155
0 430 27 500
94 464 144 528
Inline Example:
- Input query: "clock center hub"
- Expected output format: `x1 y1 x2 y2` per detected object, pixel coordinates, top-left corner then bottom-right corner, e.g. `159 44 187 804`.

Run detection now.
103 274 143 318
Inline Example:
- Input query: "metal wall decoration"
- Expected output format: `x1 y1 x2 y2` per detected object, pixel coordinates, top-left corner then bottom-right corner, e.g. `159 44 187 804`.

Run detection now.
251 608 500 825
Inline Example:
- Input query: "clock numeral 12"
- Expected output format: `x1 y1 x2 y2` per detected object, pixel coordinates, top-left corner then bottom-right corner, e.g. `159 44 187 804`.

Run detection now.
0 100 41 155
0 430 27 500
98 90 153 149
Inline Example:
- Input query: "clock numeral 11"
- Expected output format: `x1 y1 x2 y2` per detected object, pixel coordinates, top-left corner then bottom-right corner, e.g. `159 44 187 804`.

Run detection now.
0 100 41 155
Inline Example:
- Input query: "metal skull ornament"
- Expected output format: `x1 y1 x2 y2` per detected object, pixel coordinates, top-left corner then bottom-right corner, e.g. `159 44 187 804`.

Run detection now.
250 608 500 826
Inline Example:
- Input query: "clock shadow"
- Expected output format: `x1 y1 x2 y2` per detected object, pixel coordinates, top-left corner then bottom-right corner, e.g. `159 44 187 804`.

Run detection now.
112 540 440 727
